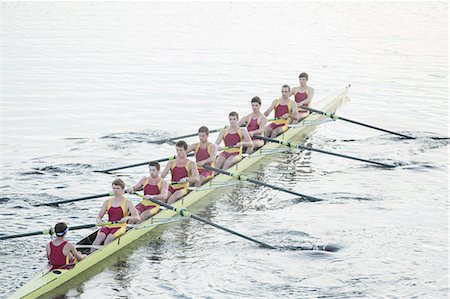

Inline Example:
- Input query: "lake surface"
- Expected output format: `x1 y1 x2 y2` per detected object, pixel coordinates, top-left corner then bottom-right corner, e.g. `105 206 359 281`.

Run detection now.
1 1 448 298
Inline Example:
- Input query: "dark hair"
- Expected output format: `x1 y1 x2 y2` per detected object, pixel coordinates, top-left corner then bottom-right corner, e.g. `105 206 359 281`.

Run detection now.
148 161 161 171
198 126 209 135
281 84 291 91
176 140 188 150
112 178 125 189
55 222 68 236
299 72 309 80
251 96 261 105
229 111 239 119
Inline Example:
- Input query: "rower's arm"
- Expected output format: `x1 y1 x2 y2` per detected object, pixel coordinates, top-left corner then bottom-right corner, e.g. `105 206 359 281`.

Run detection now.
96 201 108 224
250 115 267 137
127 177 145 194
150 180 169 202
263 100 276 117
305 87 314 104
45 243 50 259
290 100 300 121
237 128 253 148
125 200 141 223
186 143 197 154
68 243 86 261
215 130 225 150
238 115 249 127
188 161 200 184
161 161 173 179
290 87 298 97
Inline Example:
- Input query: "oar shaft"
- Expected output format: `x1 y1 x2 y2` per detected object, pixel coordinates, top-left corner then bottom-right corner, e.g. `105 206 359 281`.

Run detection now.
202 165 323 202
151 127 226 144
95 153 195 173
0 223 101 240
254 135 396 168
301 106 416 139
134 193 275 249
34 192 113 207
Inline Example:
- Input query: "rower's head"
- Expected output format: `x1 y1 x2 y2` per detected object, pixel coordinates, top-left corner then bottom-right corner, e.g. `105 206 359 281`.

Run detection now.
228 111 239 126
281 84 290 99
112 178 125 195
198 126 209 143
299 73 308 86
148 161 161 178
176 140 188 158
54 222 69 238
251 96 261 113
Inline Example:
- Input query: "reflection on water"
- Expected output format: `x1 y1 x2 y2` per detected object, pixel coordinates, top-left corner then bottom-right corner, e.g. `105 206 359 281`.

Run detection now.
1 1 448 298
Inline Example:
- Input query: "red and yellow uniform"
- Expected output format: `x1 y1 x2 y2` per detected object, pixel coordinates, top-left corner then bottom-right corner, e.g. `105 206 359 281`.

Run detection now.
247 116 262 140
48 241 75 270
268 99 292 131
135 177 162 214
168 161 191 196
219 129 243 159
99 198 127 238
195 143 215 179
295 90 310 115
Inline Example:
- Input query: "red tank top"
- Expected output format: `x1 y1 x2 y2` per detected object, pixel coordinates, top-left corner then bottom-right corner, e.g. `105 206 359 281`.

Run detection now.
274 103 290 118
247 117 259 132
144 178 162 195
295 91 308 103
49 240 68 269
224 131 242 147
107 199 127 222
171 161 190 182
195 144 213 167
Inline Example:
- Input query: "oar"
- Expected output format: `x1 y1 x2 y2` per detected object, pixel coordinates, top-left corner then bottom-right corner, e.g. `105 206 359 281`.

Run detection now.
254 135 396 168
94 155 188 173
134 193 275 249
300 106 416 139
0 223 111 240
149 119 278 144
202 165 323 202
33 192 114 207
150 126 228 144
94 153 195 173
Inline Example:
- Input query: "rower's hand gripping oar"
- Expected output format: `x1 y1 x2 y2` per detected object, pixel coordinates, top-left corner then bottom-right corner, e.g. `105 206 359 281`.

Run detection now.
33 192 115 207
94 153 195 173
202 165 323 202
300 106 416 140
134 193 276 249
254 135 397 168
0 223 115 241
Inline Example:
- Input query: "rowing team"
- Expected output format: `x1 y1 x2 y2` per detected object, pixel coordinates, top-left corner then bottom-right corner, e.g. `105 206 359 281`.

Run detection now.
46 74 314 270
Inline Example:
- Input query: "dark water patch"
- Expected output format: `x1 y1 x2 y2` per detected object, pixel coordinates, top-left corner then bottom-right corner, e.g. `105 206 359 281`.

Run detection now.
323 192 383 202
19 171 45 176
100 130 171 144
281 243 342 252
401 162 439 171
0 197 11 204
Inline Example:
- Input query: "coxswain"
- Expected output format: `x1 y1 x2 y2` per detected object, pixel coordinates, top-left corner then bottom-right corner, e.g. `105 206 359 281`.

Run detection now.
238 96 267 154
186 126 218 186
161 140 200 204
46 222 86 270
215 111 253 169
127 161 168 223
92 179 140 248
291 72 315 122
263 84 298 138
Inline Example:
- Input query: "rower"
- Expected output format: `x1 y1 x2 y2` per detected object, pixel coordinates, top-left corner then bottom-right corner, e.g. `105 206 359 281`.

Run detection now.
238 96 267 154
161 140 200 204
186 126 217 186
46 222 86 270
263 84 298 138
127 161 168 223
92 179 140 248
215 111 253 169
291 72 315 122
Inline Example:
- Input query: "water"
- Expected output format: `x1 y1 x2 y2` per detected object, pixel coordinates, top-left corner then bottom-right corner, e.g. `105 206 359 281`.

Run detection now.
1 1 448 298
